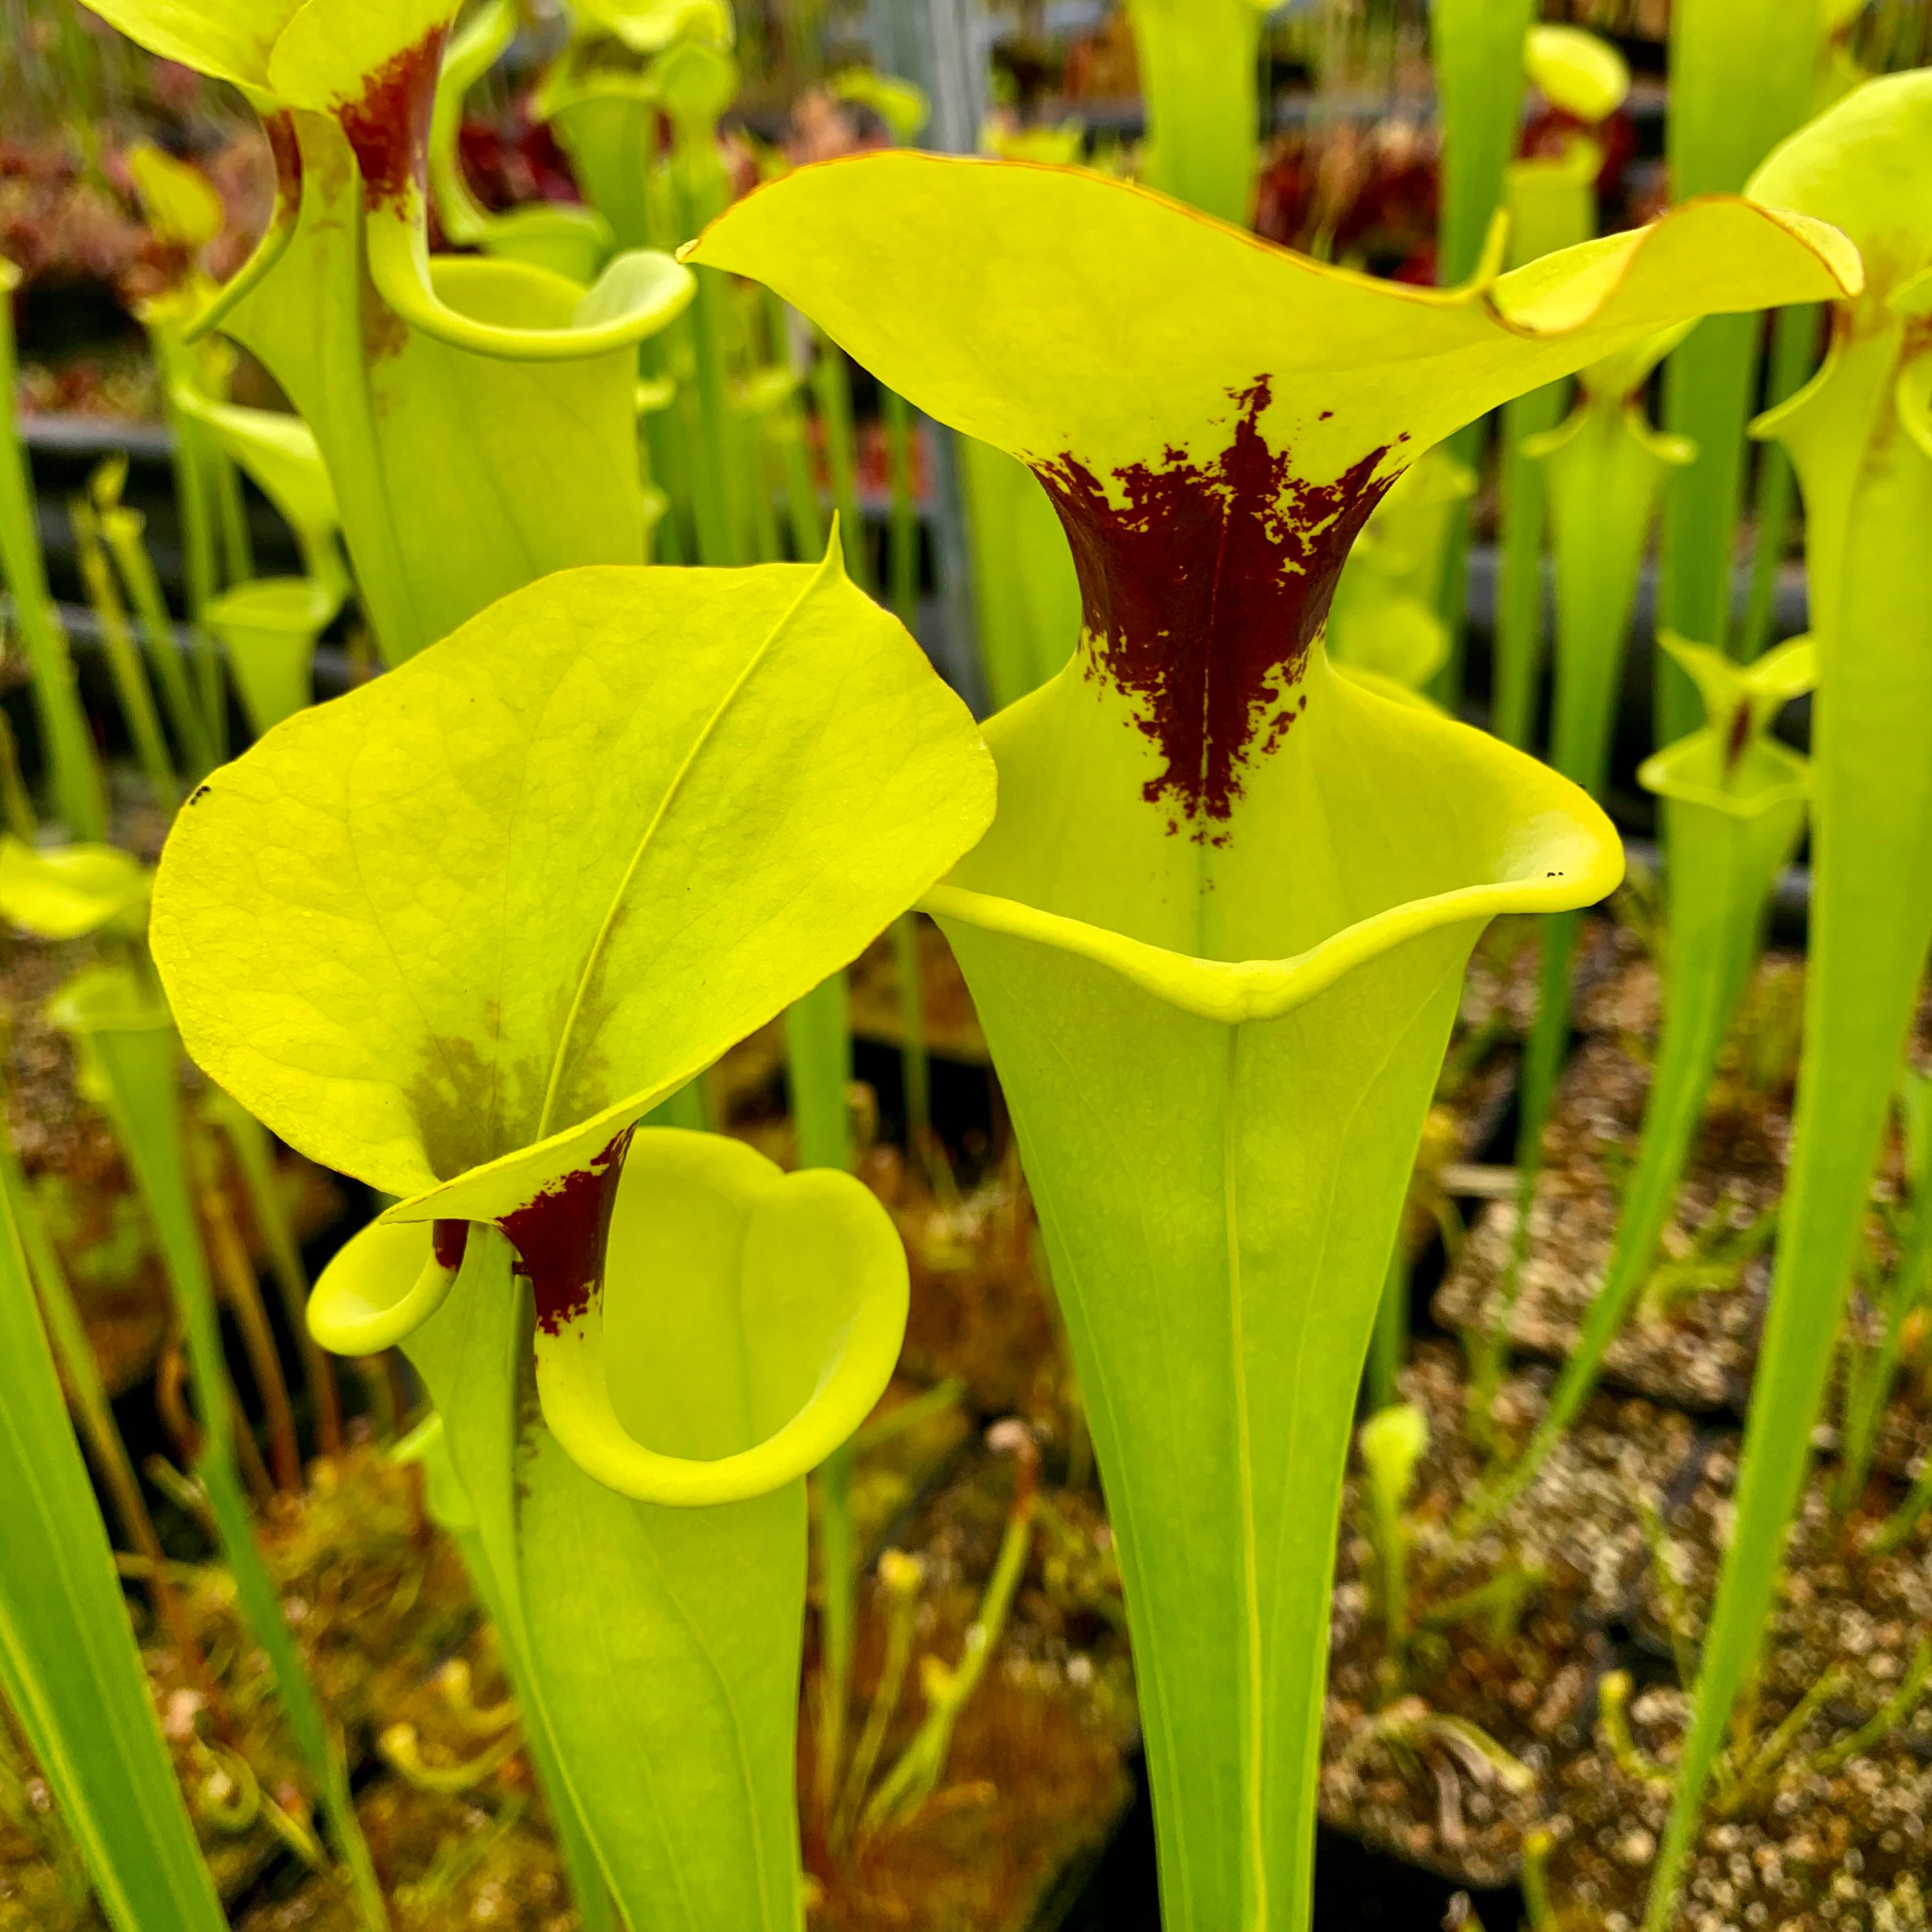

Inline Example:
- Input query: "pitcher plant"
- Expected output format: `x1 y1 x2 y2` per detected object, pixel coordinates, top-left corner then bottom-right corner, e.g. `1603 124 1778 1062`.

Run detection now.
1471 633 1815 1528
80 0 698 664
687 150 1855 1931
152 549 994 1929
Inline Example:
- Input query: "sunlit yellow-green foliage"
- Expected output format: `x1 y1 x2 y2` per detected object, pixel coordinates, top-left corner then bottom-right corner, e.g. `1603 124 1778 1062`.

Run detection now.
12 12 1929 1932
152 544 992 1227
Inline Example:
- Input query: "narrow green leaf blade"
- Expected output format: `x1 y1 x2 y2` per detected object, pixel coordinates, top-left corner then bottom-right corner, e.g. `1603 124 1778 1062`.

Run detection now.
0 1177 227 1932
1647 71 1932 1923
1431 0 1537 284
1125 0 1267 228
1657 0 1835 697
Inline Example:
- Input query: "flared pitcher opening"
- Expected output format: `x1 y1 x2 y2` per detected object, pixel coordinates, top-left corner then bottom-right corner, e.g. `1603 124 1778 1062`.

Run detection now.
684 152 1854 1018
532 1131 907 1504
936 641 1623 1020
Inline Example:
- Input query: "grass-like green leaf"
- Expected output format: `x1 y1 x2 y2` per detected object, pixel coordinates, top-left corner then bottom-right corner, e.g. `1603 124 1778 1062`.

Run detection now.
1648 70 1932 1924
0 263 107 839
1655 0 1838 717
1124 0 1270 227
0 1172 227 1932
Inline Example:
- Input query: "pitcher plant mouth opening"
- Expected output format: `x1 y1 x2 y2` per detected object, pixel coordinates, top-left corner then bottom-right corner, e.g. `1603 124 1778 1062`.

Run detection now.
684 148 1855 1008
527 1130 910 1506
312 1127 909 1506
1637 634 1818 817
923 643 1626 1027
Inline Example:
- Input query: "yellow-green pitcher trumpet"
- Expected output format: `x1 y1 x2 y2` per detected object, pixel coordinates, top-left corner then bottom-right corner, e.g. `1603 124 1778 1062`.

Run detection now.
1648 70 1932 1925
687 150 1856 1932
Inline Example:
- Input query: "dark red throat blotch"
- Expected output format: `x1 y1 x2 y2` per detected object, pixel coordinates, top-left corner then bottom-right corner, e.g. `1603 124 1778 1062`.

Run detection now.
337 26 450 210
1034 376 1391 837
502 1130 635 1337
1724 700 1752 774
431 1218 470 1273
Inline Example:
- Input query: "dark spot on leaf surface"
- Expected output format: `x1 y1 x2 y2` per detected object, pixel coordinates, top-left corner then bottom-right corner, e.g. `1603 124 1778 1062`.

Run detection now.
1034 377 1390 838
360 268 409 364
502 1129 633 1337
407 1026 549 1182
337 26 448 210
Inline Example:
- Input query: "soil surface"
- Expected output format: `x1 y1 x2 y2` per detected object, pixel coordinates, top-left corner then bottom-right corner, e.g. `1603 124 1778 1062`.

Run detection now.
1436 951 1932 1476
1321 1344 1932 1927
